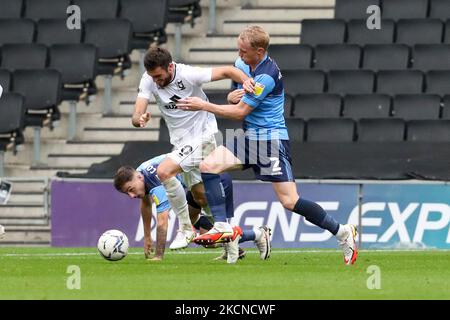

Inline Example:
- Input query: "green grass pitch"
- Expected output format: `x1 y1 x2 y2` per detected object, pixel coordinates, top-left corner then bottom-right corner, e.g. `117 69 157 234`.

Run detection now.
0 247 449 300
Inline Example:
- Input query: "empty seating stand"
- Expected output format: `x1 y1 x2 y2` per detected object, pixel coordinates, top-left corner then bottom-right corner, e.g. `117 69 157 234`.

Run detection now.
425 71 450 95
36 19 82 46
314 44 361 70
347 19 395 45
362 44 410 71
413 45 450 71
343 94 391 119
396 19 444 45
376 70 424 95
24 0 71 20
1 44 48 70
282 70 326 98
269 44 313 71
306 118 355 142
407 120 450 142
293 94 342 119
392 94 441 120
0 19 35 45
0 0 24 18
382 0 429 20
357 118 405 142
327 70 375 95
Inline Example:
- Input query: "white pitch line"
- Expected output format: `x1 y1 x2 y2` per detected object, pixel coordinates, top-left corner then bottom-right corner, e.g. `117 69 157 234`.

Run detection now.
1 249 448 258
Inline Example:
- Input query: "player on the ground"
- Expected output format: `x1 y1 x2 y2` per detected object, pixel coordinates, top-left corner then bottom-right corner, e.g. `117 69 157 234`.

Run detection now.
177 26 358 265
132 47 253 258
113 155 271 262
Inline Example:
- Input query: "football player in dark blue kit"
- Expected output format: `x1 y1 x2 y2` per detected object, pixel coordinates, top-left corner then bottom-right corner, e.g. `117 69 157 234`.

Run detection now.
113 154 271 261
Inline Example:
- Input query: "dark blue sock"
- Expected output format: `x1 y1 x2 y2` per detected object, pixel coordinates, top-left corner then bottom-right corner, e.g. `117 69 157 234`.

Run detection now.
201 173 227 223
239 230 256 243
293 198 340 235
193 215 213 231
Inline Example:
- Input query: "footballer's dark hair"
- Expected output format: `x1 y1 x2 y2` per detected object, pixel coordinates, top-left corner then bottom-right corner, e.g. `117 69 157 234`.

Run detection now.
144 47 172 71
113 166 136 191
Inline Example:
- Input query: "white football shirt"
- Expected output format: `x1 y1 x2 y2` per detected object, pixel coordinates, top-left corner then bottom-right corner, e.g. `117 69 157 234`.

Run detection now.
137 63 218 146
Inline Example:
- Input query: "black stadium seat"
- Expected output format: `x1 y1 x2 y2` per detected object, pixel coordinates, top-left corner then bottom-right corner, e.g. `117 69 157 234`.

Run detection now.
301 19 346 45
362 44 410 71
382 0 429 20
84 19 132 76
314 44 361 70
25 0 71 20
0 69 11 93
269 44 313 71
396 19 444 45
327 70 375 95
347 19 395 45
72 0 119 20
429 0 450 20
284 94 294 117
425 71 450 96
0 19 35 45
376 70 424 95
412 45 450 72
357 118 405 142
335 0 380 20
120 0 168 48
306 118 355 142
293 94 342 119
0 93 26 154
442 96 450 119
1 44 48 70
392 94 441 120
445 21 450 44
0 0 24 18
343 94 391 119
36 19 83 46
407 120 450 142
282 70 326 96
285 118 305 142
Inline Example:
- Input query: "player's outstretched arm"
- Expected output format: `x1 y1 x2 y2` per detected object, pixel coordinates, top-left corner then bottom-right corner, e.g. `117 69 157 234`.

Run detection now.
177 97 253 121
140 196 153 258
132 97 151 128
211 66 250 87
152 210 169 260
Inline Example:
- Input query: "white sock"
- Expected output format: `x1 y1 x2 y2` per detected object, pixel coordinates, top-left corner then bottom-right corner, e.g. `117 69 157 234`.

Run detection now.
162 177 192 231
254 228 263 241
335 224 348 241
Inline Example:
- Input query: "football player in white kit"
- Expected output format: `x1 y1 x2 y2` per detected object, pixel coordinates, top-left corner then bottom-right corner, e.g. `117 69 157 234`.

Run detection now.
0 85 6 239
132 47 252 257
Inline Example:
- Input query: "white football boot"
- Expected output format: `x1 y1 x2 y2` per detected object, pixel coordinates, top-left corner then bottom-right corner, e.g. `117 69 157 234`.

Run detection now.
338 224 358 265
255 226 272 260
169 229 195 250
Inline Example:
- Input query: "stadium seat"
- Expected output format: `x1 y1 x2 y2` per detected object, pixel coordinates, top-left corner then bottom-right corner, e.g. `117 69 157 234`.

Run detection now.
0 69 11 93
327 70 375 95
49 44 98 140
0 92 26 175
376 70 424 95
301 19 346 45
392 94 441 120
0 19 35 45
292 94 342 119
0 44 48 70
396 19 444 45
357 118 405 142
284 94 294 117
285 118 305 142
362 44 410 71
381 0 429 20
429 0 450 20
442 96 450 119
12 69 61 165
425 71 450 95
72 0 119 20
282 70 326 96
36 19 82 46
306 118 355 142
84 19 132 114
25 0 71 20
269 44 313 71
335 0 380 20
445 21 450 44
347 19 395 45
343 94 391 119
159 117 170 142
205 90 229 105
119 0 168 49
0 0 24 18
314 45 361 71
412 45 450 71
407 120 450 142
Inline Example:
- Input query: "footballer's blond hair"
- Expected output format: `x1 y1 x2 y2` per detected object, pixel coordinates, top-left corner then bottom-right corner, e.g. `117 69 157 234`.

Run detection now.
239 25 270 51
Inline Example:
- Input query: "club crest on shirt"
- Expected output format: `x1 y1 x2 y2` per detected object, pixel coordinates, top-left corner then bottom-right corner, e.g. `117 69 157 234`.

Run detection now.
177 80 186 91
179 145 193 157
